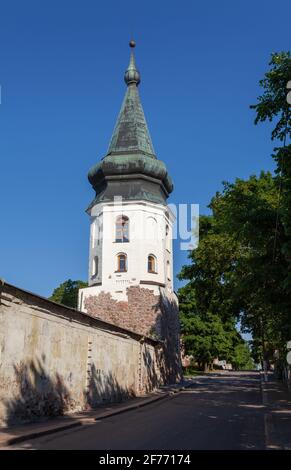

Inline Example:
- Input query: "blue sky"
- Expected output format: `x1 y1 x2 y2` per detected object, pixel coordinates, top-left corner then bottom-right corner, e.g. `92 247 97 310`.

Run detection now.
0 0 290 297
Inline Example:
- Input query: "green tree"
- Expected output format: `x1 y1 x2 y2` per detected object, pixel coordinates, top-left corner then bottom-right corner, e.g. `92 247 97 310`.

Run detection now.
178 217 244 372
179 284 239 372
250 51 291 371
179 172 289 370
274 145 291 266
250 51 291 141
49 279 88 309
211 172 291 366
179 51 291 377
231 342 255 371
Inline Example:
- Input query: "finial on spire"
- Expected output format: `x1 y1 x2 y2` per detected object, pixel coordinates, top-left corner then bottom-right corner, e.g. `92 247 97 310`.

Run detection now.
124 40 140 86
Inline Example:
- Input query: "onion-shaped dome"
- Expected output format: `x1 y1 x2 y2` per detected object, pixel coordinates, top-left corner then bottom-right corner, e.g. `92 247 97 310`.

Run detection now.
87 41 173 208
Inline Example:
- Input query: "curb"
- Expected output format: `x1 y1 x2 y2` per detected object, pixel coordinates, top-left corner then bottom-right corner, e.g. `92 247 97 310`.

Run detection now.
1 421 83 447
1 383 192 448
93 391 171 421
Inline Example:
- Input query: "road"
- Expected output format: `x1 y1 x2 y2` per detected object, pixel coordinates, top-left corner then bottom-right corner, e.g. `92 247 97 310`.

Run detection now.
14 371 266 450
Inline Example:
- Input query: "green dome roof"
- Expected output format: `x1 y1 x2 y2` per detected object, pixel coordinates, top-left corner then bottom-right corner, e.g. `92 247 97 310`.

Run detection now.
87 42 173 208
88 154 173 194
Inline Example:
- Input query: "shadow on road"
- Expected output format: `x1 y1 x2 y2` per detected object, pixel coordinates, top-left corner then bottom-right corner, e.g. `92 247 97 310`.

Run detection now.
9 371 267 450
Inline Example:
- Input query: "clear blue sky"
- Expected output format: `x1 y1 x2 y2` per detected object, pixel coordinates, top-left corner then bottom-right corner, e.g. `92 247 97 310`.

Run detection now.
0 0 289 297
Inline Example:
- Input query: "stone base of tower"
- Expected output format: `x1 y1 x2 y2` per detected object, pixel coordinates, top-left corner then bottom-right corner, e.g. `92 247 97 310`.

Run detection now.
80 285 182 386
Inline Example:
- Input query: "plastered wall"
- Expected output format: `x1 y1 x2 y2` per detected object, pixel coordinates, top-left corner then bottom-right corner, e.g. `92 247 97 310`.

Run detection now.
0 282 162 426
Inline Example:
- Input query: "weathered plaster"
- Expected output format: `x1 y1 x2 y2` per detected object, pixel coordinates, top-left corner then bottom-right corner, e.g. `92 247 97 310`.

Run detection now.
0 282 166 427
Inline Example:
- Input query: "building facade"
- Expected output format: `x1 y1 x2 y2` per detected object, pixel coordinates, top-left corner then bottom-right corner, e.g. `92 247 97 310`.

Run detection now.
79 42 182 383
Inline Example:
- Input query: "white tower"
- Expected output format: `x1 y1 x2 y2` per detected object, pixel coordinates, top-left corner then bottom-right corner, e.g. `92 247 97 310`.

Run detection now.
79 197 175 305
79 42 180 366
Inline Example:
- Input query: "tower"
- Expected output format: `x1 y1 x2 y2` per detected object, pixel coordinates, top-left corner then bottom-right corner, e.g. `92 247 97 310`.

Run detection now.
79 42 181 382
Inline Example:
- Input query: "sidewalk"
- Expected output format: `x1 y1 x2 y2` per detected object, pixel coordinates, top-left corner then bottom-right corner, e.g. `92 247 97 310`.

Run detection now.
261 373 291 450
0 378 195 448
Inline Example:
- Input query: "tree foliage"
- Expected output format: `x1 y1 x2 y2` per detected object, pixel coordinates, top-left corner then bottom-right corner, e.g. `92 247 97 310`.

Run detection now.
179 283 241 370
178 210 252 371
250 51 291 141
49 279 88 309
179 51 291 374
179 171 290 370
231 343 254 371
250 50 291 370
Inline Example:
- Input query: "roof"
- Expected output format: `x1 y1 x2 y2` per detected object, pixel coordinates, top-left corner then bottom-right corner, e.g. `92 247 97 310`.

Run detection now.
87 42 173 206
0 279 161 346
107 83 156 158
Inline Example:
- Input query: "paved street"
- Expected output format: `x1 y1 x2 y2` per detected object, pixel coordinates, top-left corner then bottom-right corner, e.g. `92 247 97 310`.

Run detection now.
12 371 267 450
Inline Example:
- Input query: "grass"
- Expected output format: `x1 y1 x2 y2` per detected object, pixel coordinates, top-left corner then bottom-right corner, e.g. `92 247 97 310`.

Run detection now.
183 367 205 377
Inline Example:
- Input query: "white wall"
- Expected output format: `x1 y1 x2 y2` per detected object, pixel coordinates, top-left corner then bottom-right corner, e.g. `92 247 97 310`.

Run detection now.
81 200 175 305
88 212 103 285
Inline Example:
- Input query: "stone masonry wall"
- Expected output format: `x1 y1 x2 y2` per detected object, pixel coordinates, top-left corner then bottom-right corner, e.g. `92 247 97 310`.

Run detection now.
0 282 163 427
84 286 160 337
84 286 182 385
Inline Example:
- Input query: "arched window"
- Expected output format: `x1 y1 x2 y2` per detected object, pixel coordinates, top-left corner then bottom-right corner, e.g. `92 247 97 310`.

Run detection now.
91 221 96 248
115 216 129 243
148 255 157 273
146 217 157 240
92 256 98 276
165 224 171 251
166 260 171 280
117 253 127 272
97 223 102 246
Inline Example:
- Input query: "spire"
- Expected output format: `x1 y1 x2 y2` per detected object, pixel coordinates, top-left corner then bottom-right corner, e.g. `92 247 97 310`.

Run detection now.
87 40 173 207
106 40 156 158
124 40 141 86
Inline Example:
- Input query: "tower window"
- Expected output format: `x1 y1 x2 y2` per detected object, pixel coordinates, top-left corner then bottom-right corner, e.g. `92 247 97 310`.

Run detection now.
115 216 129 243
98 223 102 246
146 216 157 240
166 260 171 280
148 255 157 273
91 221 96 248
92 256 98 276
117 253 127 272
166 224 171 251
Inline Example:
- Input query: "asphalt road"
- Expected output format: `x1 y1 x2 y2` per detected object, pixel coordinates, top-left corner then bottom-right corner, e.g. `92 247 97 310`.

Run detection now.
15 371 266 450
